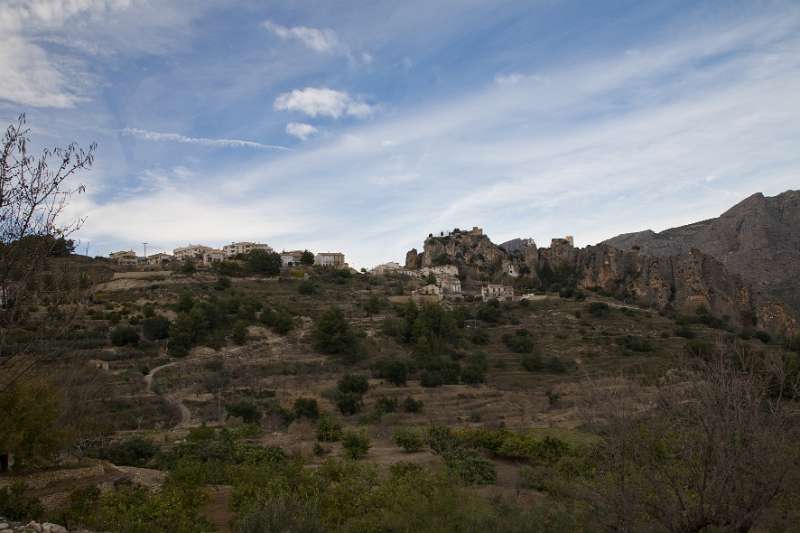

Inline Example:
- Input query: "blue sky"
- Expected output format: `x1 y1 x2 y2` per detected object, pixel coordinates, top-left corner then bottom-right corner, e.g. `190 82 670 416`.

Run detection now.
1 0 799 268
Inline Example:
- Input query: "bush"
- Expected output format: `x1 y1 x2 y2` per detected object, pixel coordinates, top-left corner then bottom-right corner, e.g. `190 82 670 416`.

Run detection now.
784 334 800 353
442 448 497 485
110 325 140 346
298 280 317 295
97 437 158 467
374 396 398 414
312 308 362 363
336 392 364 415
587 302 610 318
675 325 695 339
544 356 569 374
420 370 443 388
292 398 320 420
0 481 44 521
338 374 369 395
342 429 370 460
142 316 170 340
754 330 771 344
470 328 490 345
231 321 248 345
226 401 261 424
375 359 408 386
247 249 282 275
521 352 544 372
215 276 231 290
461 352 488 385
394 427 425 452
316 414 343 442
237 499 324 533
261 307 294 335
617 335 653 353
685 339 714 358
502 329 535 353
402 396 424 413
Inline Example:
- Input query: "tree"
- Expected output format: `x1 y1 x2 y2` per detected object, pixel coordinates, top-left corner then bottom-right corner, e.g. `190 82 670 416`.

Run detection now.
142 316 170 340
581 353 800 532
110 326 140 346
0 115 94 391
342 429 371 459
247 249 281 275
0 379 70 469
312 307 362 362
300 250 315 266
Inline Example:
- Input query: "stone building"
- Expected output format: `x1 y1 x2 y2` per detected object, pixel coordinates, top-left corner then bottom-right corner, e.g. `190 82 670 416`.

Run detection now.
371 262 402 275
146 253 173 266
481 283 515 302
109 250 138 266
223 241 272 257
315 252 346 268
173 244 213 261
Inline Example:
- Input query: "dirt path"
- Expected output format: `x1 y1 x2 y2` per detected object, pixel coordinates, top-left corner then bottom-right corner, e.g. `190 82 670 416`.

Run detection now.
143 361 192 427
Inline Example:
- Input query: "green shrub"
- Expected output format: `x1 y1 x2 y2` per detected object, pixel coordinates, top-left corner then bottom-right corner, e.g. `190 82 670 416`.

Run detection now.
231 321 248 345
336 392 364 415
237 499 324 533
142 316 170 340
298 280 317 295
402 396 424 413
521 352 544 371
461 352 488 384
225 401 261 424
214 276 232 290
442 448 496 485
617 335 653 353
0 481 44 521
754 330 771 344
338 374 369 395
293 398 320 420
374 396 398 414
312 307 362 362
261 307 294 335
394 427 425 452
469 328 490 345
685 339 714 358
373 358 408 386
420 370 443 388
342 429 370 460
587 302 610 318
97 437 158 467
785 334 800 353
110 325 139 346
675 325 695 339
316 414 343 442
502 329 535 353
247 249 282 275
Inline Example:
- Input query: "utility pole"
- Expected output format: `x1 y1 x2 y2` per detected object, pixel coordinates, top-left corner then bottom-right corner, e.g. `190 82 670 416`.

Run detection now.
84 241 90 257
142 242 148 259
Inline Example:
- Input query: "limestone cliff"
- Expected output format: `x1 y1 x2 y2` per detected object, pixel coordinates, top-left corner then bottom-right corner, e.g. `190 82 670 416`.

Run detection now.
402 193 799 335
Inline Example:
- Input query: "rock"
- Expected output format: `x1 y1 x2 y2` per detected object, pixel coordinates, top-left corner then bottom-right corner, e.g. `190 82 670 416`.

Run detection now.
24 522 42 532
0 523 8 529
42 524 67 533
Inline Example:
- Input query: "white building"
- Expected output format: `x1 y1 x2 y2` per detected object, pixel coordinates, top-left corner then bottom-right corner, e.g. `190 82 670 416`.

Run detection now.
370 262 402 275
146 253 173 266
202 249 225 265
481 284 515 302
110 250 138 266
315 252 346 268
281 250 305 268
223 241 272 257
173 244 213 261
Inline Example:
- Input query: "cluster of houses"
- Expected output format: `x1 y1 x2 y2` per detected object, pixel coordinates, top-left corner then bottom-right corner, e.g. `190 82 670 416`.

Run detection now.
109 241 346 270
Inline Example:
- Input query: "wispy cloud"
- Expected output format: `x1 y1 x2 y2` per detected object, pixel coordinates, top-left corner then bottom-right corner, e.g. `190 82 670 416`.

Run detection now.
262 20 341 53
121 128 291 151
274 87 375 119
285 122 319 140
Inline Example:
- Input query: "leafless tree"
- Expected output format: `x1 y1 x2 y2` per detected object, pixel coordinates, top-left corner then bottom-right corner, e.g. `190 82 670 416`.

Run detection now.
0 114 95 390
579 349 800 532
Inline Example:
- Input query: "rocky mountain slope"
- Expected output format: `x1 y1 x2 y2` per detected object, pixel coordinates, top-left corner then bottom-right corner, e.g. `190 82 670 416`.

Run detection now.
402 192 800 335
603 190 800 331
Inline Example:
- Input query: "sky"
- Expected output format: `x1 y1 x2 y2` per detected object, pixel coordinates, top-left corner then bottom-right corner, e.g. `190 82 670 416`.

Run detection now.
1 0 799 268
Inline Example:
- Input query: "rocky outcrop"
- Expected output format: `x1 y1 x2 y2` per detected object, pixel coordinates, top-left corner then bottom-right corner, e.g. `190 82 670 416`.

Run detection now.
402 192 800 334
404 248 420 270
603 190 800 334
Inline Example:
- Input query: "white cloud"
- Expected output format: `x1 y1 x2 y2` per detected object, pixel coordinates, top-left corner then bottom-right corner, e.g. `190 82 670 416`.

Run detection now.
262 20 341 53
274 87 375 119
286 122 319 140
494 73 523 86
121 128 291 151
